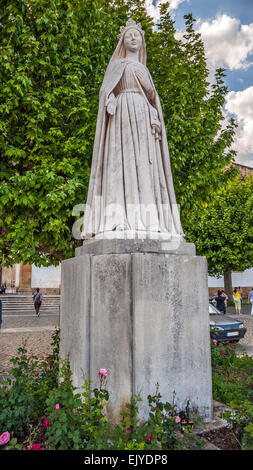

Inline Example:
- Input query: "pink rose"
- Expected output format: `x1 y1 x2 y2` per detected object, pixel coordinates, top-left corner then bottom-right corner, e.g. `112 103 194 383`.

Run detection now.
43 418 50 428
146 434 154 442
31 444 42 450
0 431 10 445
212 339 217 345
98 368 107 377
175 416 181 423
55 403 60 409
26 443 43 450
220 351 226 355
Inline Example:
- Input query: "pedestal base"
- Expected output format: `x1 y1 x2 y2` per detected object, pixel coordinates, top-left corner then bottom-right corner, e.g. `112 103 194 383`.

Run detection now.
60 240 212 422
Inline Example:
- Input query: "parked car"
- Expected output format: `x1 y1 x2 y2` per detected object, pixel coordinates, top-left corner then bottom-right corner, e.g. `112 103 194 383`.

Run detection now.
209 303 247 343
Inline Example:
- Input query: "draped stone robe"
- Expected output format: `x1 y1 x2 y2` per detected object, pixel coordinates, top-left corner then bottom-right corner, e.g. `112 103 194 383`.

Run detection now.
82 58 183 239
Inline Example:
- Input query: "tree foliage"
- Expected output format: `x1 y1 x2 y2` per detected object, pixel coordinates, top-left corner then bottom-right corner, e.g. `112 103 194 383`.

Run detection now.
0 0 236 266
187 174 253 281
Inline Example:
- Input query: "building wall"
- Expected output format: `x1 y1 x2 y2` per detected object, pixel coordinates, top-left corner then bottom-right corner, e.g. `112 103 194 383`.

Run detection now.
19 263 32 288
31 264 61 290
1 265 18 293
2 263 61 293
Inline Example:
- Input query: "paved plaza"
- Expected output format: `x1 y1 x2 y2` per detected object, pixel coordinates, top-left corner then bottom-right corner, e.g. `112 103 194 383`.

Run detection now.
0 311 60 381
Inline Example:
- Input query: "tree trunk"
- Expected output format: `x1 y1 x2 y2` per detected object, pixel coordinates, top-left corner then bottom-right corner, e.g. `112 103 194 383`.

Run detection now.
224 270 233 300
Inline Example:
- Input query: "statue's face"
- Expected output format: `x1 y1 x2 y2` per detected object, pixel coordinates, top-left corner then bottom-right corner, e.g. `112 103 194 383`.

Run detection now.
123 28 142 53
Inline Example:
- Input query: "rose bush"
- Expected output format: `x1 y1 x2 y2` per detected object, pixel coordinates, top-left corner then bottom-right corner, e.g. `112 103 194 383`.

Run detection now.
0 330 204 450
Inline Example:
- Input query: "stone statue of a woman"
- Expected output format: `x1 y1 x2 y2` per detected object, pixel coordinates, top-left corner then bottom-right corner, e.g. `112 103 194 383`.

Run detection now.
82 18 183 240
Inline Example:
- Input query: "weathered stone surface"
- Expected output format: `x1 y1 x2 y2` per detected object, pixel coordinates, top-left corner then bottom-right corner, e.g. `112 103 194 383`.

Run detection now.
132 253 212 421
89 255 133 422
60 255 91 388
60 247 213 422
75 238 195 257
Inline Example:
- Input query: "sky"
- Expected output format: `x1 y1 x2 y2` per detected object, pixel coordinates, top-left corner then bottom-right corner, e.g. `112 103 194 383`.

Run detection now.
145 0 253 167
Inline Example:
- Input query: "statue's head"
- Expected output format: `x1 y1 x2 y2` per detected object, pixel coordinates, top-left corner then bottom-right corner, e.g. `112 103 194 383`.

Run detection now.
123 27 142 53
110 18 146 65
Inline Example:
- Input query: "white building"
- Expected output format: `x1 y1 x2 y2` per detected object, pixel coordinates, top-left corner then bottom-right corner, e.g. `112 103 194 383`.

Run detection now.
1 262 61 294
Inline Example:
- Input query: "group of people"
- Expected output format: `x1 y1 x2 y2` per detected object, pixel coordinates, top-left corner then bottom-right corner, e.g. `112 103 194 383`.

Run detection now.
232 287 253 315
213 287 253 315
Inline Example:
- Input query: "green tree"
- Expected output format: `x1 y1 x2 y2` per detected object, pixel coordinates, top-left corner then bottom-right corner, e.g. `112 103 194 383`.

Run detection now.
0 0 236 266
187 174 253 298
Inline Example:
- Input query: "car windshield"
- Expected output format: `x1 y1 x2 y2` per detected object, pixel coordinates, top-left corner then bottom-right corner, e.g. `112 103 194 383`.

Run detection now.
209 303 223 315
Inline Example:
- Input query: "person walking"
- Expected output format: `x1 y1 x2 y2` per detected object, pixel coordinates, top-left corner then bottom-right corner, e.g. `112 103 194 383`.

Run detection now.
214 290 226 314
33 288 43 317
248 288 253 315
233 287 241 315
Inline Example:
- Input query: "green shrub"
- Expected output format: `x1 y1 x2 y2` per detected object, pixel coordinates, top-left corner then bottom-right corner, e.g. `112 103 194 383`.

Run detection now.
223 401 253 450
3 333 253 451
0 329 60 439
211 339 253 449
45 367 204 450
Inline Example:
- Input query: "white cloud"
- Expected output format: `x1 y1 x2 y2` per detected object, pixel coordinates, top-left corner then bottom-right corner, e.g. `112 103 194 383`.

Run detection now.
198 14 253 71
167 0 186 10
225 87 253 167
148 9 253 167
145 0 187 22
175 14 253 167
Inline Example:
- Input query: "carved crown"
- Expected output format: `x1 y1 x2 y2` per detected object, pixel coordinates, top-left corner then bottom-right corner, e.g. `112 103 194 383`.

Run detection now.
117 18 144 40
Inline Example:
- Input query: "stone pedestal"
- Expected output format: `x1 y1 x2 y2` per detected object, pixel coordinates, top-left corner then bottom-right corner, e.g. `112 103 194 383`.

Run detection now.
60 239 212 422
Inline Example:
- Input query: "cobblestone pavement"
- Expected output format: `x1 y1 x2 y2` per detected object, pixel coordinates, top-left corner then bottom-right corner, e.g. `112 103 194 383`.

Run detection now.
1 305 253 380
0 312 60 379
